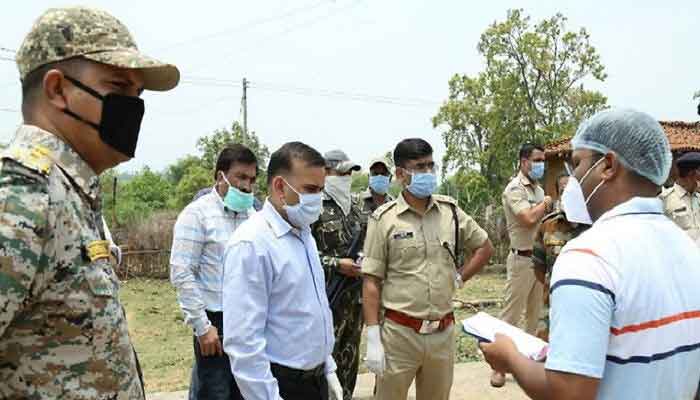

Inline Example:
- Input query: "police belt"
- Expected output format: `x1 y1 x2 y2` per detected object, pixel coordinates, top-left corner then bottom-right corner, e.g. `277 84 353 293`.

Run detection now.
270 362 326 381
385 309 454 335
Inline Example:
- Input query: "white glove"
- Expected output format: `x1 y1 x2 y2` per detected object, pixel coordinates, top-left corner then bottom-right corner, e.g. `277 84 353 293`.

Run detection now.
326 371 343 400
110 244 122 266
365 325 385 376
454 271 464 289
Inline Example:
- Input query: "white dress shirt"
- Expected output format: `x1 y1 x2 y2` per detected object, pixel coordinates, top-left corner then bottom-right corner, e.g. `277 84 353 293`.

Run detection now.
223 200 336 400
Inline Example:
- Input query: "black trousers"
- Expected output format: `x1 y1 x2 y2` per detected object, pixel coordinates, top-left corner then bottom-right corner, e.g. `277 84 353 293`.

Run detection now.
190 311 243 400
271 363 328 400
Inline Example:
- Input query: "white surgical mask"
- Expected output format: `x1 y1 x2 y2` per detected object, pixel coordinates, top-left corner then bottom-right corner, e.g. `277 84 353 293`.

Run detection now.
561 157 606 225
281 178 323 228
325 175 352 216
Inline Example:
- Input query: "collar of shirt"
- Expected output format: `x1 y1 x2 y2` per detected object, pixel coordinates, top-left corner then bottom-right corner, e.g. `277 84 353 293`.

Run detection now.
673 182 699 199
261 199 308 238
518 170 536 187
596 196 663 224
395 191 438 216
13 124 99 201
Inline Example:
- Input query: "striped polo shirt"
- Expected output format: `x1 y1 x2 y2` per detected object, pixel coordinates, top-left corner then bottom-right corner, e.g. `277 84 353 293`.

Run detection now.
545 197 700 399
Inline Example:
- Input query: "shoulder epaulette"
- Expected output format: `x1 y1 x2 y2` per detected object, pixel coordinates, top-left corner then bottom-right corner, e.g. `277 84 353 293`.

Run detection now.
370 200 397 220
658 186 674 199
1 144 53 177
432 194 458 206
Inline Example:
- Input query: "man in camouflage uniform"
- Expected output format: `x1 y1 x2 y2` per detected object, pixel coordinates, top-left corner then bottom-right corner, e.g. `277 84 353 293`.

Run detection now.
531 175 588 341
311 149 363 400
355 156 394 233
0 7 179 399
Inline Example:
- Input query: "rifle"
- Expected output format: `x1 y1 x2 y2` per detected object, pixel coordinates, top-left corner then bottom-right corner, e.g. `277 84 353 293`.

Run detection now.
326 227 366 308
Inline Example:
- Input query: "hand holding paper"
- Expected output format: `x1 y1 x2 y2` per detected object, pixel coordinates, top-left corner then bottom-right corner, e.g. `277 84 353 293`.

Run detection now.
462 312 548 362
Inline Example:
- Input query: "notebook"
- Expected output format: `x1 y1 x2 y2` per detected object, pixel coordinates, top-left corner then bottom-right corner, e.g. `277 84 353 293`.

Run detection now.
462 312 549 361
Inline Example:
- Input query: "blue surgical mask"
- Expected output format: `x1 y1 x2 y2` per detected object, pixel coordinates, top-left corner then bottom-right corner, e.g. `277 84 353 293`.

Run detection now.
369 175 390 195
529 161 545 180
220 173 254 212
406 171 437 199
282 178 323 228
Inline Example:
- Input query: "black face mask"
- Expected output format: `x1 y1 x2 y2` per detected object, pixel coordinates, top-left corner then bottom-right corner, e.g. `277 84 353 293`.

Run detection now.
62 75 145 158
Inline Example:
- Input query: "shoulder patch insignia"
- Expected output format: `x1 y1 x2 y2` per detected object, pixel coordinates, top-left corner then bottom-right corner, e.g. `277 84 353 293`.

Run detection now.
5 145 54 176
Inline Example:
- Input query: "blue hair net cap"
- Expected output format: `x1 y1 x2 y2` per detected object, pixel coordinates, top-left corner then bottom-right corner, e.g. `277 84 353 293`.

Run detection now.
571 109 671 185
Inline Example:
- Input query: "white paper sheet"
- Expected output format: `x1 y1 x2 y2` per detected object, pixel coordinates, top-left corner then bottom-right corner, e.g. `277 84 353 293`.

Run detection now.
462 312 549 361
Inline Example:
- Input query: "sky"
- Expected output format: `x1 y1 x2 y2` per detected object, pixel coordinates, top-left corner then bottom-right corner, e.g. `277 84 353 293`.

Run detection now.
1 1 698 174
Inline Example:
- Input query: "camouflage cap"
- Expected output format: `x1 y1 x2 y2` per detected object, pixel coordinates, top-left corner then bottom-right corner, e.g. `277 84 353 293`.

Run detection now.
324 149 361 174
16 6 179 91
369 155 392 172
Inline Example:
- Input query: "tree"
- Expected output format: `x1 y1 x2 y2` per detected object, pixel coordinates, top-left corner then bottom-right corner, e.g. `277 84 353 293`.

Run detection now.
111 167 173 224
165 155 206 186
433 9 607 192
196 121 271 196
171 164 211 210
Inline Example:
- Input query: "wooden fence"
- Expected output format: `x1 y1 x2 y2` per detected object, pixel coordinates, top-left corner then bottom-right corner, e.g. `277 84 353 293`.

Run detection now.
117 247 171 280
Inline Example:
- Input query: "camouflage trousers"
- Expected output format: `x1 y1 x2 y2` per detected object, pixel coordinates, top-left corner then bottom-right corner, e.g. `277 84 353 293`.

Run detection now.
329 284 364 400
535 273 551 342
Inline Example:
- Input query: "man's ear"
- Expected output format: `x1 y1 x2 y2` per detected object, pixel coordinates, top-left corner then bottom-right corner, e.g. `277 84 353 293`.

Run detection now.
43 69 69 110
601 153 619 181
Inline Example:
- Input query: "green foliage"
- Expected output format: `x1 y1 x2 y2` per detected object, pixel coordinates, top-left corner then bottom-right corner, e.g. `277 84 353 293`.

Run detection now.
165 155 206 186
102 167 173 225
439 170 494 216
170 164 211 210
351 173 368 193
433 9 608 196
196 121 270 197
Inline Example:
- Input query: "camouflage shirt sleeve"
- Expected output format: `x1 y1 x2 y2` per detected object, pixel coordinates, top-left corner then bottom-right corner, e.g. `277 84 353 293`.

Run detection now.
0 159 52 338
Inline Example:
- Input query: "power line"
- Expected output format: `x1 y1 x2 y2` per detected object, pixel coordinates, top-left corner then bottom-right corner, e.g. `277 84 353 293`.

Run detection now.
0 108 20 113
187 0 359 74
0 56 14 62
155 0 329 52
0 47 16 53
179 76 441 108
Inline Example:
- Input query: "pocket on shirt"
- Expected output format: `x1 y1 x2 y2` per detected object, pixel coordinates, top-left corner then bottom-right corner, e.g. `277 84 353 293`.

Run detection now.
390 238 425 273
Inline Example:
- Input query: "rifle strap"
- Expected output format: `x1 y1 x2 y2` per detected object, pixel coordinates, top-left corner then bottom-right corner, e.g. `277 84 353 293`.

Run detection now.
449 203 460 268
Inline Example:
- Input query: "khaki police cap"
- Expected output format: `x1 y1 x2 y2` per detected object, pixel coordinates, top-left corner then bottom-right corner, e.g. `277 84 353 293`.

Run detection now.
16 6 180 91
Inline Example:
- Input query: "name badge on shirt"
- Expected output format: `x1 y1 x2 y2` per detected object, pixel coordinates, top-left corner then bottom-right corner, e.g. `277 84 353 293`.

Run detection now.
392 231 414 240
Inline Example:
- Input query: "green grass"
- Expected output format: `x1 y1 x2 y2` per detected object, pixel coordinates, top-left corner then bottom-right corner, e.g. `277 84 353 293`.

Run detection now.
122 267 507 393
121 279 193 393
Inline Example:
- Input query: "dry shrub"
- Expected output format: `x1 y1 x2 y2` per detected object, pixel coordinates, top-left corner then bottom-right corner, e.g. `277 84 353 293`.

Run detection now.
125 210 178 251
119 210 178 279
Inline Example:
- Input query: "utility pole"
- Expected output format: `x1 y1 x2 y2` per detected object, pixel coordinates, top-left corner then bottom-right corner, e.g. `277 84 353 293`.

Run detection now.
242 77 248 134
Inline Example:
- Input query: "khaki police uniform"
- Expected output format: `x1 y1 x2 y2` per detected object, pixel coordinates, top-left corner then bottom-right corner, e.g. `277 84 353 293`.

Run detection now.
660 183 700 243
362 193 488 400
500 171 545 334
